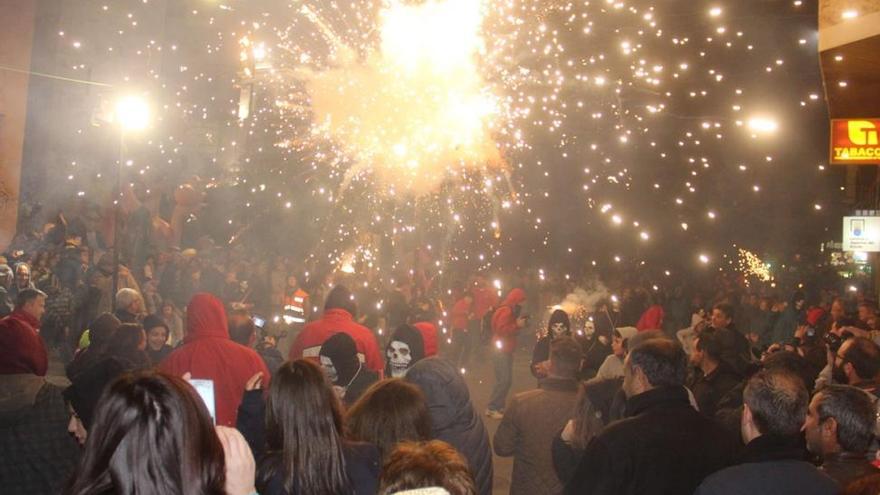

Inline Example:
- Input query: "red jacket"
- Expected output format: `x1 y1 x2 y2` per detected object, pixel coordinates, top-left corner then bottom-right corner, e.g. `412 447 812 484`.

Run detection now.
471 286 499 319
0 309 48 376
413 321 439 357
492 288 526 354
451 297 472 330
289 308 383 373
160 293 270 427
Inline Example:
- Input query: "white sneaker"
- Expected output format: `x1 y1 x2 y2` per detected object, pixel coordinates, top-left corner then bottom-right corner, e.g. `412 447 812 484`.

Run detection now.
485 409 504 419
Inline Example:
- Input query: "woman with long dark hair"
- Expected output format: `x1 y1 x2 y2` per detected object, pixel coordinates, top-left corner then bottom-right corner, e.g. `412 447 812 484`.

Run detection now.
256 359 380 495
346 379 431 459
65 370 256 495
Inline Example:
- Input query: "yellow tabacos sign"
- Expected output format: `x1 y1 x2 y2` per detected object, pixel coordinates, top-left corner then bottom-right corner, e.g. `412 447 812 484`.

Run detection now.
831 119 880 164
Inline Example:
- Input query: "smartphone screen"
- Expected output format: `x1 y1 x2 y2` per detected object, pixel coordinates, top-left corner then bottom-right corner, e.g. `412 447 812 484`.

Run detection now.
188 379 216 425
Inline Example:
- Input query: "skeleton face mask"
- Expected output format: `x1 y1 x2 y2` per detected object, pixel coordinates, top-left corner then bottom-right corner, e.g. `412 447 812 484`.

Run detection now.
550 322 567 338
387 340 413 378
320 356 338 383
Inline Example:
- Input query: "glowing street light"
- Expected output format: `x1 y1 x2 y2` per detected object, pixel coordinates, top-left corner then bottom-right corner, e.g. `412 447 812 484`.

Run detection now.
747 116 778 135
115 95 150 131
111 94 150 308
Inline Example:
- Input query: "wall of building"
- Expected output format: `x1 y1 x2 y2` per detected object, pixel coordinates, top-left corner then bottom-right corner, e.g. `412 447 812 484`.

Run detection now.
0 0 36 250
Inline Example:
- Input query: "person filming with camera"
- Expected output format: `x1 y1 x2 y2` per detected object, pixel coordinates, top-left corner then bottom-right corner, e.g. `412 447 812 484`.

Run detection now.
817 319 880 396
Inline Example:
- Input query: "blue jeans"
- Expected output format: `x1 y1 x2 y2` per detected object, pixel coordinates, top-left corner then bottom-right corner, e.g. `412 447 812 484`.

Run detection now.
488 351 513 411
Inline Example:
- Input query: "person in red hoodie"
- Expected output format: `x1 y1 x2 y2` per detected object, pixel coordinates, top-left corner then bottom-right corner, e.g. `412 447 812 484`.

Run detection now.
487 288 527 418
159 293 270 427
289 285 384 375
0 288 48 376
471 276 499 332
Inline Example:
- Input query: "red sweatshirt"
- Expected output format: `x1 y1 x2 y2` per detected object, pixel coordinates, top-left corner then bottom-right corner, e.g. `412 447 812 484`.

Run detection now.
0 309 48 376
160 293 270 427
413 321 439 357
491 288 526 354
289 308 384 373
471 285 499 319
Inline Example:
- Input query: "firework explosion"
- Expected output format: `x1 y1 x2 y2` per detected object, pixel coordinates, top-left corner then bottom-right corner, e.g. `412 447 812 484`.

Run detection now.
738 248 773 285
36 0 834 281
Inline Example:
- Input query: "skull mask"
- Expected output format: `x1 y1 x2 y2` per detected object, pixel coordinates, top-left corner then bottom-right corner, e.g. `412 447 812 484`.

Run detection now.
550 322 567 338
387 340 413 378
320 355 338 383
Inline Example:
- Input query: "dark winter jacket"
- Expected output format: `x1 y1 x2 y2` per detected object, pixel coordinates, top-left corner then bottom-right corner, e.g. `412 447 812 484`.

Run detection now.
688 363 742 418
494 377 579 495
819 452 878 487
552 377 623 484
0 374 80 495
565 386 737 495
236 390 379 495
342 368 378 407
713 324 753 376
695 434 839 495
256 443 379 495
406 357 493 495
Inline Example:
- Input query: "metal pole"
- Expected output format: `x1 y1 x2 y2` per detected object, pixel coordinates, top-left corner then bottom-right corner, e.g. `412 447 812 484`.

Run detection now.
112 129 124 310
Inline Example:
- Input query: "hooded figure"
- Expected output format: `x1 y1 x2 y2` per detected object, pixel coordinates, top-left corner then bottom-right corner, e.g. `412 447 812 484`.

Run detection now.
406 357 494 495
636 305 665 332
290 285 384 373
319 332 379 406
491 288 527 354
385 324 426 378
530 310 571 379
159 293 270 426
595 326 639 380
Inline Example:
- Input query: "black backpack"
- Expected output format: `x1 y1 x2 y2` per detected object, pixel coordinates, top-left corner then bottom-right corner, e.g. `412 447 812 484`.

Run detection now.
480 306 497 344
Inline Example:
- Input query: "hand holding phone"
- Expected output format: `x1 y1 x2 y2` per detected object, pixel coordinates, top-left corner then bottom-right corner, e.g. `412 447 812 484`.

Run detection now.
188 378 216 425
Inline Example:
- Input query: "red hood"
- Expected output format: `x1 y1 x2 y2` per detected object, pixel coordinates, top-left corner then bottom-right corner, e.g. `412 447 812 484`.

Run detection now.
806 307 825 327
636 305 665 331
502 288 526 307
184 293 229 343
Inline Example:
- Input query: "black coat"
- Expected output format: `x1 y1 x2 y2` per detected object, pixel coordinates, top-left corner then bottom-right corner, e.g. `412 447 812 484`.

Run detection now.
688 363 742 418
236 391 379 495
342 368 378 407
695 434 839 495
257 443 379 495
565 386 737 495
714 325 753 376
406 357 493 495
0 375 80 495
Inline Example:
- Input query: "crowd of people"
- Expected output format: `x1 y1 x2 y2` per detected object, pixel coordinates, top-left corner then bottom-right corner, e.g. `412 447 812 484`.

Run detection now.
3 195 880 494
